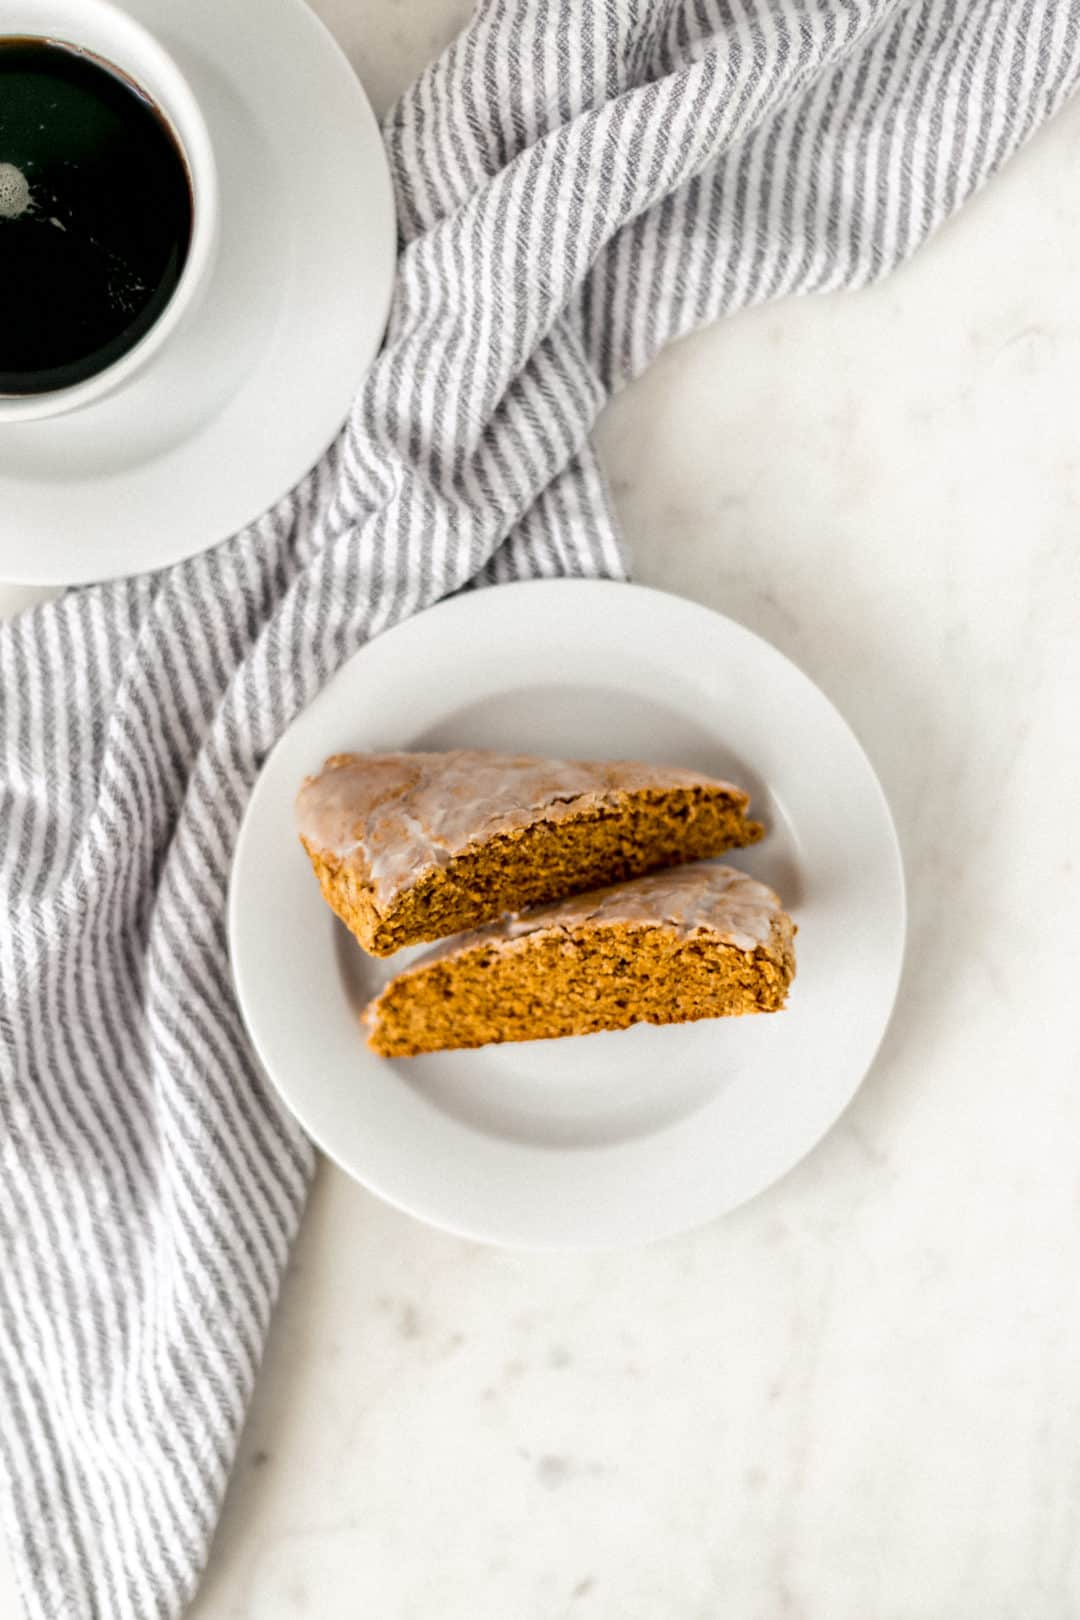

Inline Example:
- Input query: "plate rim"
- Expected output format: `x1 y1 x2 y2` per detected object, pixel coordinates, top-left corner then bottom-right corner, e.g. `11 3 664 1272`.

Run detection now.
229 578 907 1249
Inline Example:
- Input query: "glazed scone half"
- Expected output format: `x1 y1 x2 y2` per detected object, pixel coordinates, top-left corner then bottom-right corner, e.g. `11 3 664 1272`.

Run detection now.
296 749 764 956
363 863 796 1056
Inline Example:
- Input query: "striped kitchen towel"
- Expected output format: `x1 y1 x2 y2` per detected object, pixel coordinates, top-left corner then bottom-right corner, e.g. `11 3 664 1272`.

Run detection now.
2 1 1078 1615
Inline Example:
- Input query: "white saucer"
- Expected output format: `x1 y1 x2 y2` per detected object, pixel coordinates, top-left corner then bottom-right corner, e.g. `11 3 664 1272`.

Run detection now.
0 0 395 586
229 581 906 1250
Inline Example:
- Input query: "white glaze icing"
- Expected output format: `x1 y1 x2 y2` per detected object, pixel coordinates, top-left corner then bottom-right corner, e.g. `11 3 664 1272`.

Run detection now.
386 864 790 987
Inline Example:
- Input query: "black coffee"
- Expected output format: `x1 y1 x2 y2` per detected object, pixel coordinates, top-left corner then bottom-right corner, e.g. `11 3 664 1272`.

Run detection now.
0 38 192 396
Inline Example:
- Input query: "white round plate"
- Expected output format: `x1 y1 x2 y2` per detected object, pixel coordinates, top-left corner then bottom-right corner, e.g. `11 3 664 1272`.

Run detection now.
0 0 394 585
229 581 906 1249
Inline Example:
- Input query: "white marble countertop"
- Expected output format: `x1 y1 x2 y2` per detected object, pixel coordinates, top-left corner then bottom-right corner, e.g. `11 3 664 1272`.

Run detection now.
4 2 1080 1616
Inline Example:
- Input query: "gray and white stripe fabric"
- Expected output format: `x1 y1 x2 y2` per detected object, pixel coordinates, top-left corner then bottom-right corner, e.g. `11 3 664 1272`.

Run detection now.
1 1 1077 1614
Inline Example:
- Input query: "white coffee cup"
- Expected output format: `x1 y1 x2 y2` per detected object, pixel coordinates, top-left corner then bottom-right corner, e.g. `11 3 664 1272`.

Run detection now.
0 0 218 423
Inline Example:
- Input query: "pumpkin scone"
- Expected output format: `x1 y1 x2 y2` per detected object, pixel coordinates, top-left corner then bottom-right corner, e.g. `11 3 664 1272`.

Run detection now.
296 749 764 956
363 863 796 1057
